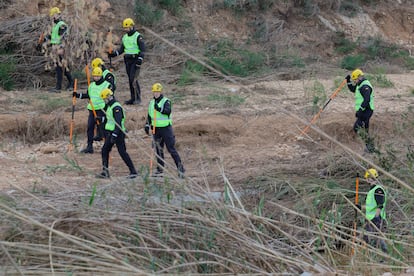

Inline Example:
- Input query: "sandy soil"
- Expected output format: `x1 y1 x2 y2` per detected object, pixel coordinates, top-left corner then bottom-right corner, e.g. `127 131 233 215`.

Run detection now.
1 72 414 193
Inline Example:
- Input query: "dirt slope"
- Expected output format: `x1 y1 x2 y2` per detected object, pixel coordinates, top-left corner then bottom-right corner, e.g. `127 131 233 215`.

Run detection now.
1 72 414 193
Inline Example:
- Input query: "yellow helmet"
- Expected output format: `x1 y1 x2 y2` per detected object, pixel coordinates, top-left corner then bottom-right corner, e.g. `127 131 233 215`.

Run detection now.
92 67 103 77
91 58 104 69
364 168 378 179
351 69 364 81
49 7 61 17
100 88 114 100
152 83 163 93
123 18 135 28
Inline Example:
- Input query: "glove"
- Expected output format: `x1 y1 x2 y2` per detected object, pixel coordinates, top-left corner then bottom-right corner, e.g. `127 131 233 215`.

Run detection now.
95 117 105 124
110 133 118 144
35 44 42 51
107 51 117 58
356 204 361 210
345 75 351 82
137 57 143 66
73 92 78 98
154 102 161 112
144 124 150 135
355 109 362 118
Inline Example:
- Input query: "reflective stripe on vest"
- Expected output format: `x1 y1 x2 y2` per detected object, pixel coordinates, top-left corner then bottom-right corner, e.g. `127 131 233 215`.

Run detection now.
105 102 125 131
87 81 109 111
365 184 386 221
149 97 172 128
51 21 66 44
122 32 140 54
355 79 374 111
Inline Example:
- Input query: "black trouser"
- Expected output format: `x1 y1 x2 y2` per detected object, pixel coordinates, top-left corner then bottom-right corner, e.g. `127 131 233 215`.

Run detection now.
363 218 387 253
55 55 73 89
153 125 183 171
124 56 141 103
353 108 373 132
86 109 105 146
354 108 374 151
101 131 136 174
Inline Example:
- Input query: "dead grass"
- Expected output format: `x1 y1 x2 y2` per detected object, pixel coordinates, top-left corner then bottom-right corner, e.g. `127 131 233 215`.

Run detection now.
1 162 414 274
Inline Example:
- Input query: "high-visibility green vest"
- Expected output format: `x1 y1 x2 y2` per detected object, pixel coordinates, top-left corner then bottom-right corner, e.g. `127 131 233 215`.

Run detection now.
105 102 125 131
149 97 172 128
103 69 116 86
51 21 66 45
87 81 109 111
355 79 374 111
122 32 140 54
365 184 386 221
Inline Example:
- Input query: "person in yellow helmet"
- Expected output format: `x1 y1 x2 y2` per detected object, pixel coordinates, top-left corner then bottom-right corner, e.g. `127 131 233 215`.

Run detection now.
361 168 388 253
345 69 375 153
108 17 145 105
73 67 113 153
91 57 116 92
44 7 74 93
144 83 185 178
96 88 137 179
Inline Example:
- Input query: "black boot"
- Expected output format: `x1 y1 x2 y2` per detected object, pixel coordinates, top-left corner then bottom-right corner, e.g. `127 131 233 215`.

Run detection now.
152 167 163 177
96 167 110 179
66 80 74 91
125 99 135 105
178 163 185 179
48 87 61 93
135 83 141 104
80 144 93 154
65 70 74 91
93 123 104 141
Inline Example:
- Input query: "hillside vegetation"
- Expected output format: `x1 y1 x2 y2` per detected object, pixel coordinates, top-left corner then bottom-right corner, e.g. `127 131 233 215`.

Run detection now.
1 0 414 274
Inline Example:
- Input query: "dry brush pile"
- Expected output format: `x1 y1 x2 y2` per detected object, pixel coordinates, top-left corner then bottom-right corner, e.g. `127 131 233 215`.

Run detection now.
1 160 414 274
0 0 119 89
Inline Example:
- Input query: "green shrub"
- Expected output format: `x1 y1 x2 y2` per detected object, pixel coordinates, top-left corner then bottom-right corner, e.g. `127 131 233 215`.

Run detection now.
157 0 183 16
367 74 394 88
37 94 71 113
403 56 414 70
308 80 326 114
271 52 305 69
214 0 273 13
0 56 16 90
333 32 357 54
177 60 206 86
339 0 359 17
134 0 163 26
207 92 245 107
206 40 266 77
340 54 366 70
364 37 394 59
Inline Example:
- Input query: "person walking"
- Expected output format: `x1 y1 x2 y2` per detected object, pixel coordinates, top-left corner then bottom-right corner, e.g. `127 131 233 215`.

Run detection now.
91 57 116 92
47 7 74 93
345 69 375 153
73 67 113 153
97 88 138 179
144 83 185 178
362 168 388 253
108 17 145 105
90 57 117 141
